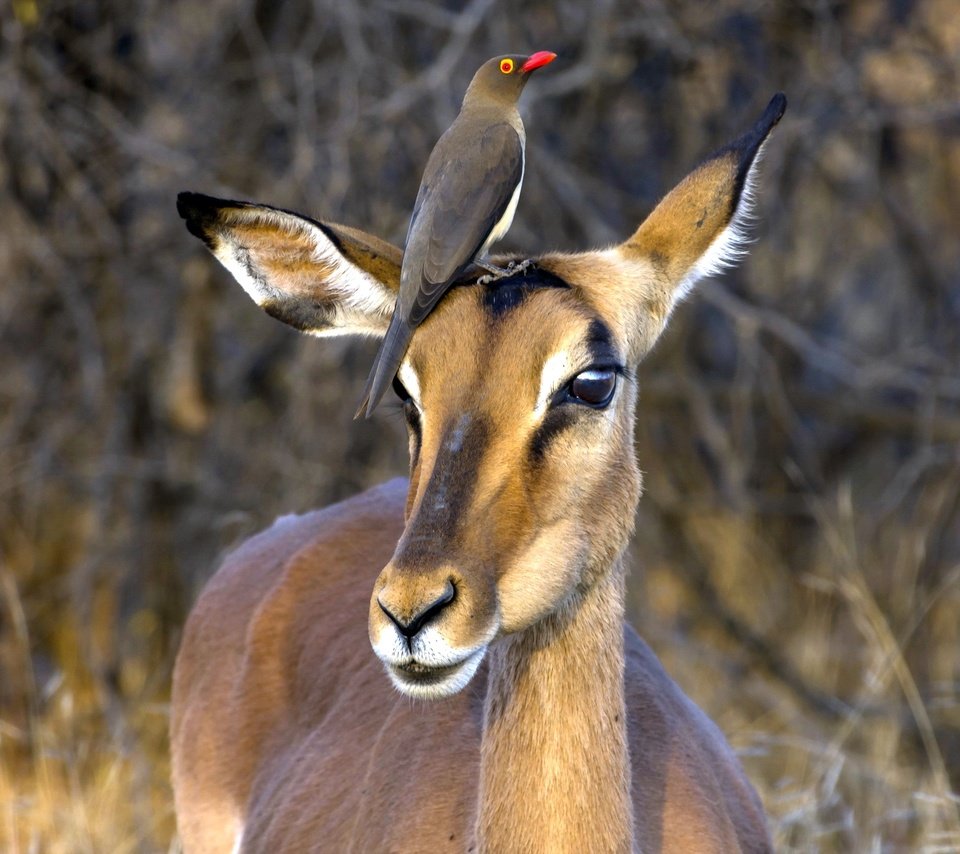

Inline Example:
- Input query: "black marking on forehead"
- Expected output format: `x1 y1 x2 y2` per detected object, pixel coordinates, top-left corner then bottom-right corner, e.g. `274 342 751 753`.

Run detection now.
480 266 569 319
396 414 491 566
483 282 534 317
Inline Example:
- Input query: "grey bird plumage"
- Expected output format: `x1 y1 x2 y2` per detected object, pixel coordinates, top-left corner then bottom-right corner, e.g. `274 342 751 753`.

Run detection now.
356 51 556 417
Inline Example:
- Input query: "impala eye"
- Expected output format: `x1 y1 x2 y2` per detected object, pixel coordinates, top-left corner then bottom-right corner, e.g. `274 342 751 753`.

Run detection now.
566 368 618 408
392 374 422 437
392 374 412 404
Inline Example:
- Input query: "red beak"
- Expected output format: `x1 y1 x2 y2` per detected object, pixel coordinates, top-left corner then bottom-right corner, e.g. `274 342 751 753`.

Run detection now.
521 51 557 73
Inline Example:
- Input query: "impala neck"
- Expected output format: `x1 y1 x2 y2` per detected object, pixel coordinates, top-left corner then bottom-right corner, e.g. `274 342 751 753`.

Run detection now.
476 562 634 853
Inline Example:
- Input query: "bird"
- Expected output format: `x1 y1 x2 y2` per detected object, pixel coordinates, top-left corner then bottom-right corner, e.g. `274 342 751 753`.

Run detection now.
356 50 557 418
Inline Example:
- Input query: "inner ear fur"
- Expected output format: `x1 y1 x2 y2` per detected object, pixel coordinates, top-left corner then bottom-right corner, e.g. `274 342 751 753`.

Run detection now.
177 192 402 338
622 93 787 309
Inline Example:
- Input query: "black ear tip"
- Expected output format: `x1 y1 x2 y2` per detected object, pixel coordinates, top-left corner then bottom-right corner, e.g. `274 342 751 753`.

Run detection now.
727 92 787 165
177 191 218 222
753 93 787 141
766 92 787 126
176 191 196 220
177 192 224 246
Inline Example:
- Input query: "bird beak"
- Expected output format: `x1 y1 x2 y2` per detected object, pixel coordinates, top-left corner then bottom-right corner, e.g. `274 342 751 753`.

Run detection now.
521 51 557 73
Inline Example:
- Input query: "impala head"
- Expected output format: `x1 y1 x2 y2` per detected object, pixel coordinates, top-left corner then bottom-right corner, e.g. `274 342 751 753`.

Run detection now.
365 269 643 696
179 94 785 700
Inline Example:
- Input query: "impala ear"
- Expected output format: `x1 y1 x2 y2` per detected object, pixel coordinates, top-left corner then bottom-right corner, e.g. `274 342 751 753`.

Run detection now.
177 193 402 338
620 93 786 315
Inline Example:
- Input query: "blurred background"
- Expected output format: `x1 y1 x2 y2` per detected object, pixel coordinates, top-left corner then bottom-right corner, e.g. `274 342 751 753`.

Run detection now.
1 0 959 850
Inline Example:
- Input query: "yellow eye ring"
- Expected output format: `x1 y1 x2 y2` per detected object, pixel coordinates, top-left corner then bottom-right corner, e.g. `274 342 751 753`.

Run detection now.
500 59 514 74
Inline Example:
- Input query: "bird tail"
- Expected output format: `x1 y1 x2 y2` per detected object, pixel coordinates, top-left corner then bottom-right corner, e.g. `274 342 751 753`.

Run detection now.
355 311 414 419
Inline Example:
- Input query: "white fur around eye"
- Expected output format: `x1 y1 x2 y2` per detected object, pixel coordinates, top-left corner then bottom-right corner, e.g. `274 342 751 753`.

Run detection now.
397 361 422 408
534 350 572 417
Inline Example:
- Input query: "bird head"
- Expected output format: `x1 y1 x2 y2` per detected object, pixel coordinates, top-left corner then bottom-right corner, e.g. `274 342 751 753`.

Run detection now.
464 51 557 106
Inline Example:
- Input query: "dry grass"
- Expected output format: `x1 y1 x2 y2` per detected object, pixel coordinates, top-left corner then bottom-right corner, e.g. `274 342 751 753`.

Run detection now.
2 0 959 850
628 492 960 850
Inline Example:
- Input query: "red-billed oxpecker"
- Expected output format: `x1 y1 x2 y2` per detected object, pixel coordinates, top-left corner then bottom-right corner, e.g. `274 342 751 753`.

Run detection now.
356 51 557 417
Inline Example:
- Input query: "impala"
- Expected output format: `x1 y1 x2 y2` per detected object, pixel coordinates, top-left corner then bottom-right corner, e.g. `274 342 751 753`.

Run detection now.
171 93 786 853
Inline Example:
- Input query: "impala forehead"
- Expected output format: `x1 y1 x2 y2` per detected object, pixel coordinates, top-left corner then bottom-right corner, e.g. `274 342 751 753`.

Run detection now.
404 284 624 408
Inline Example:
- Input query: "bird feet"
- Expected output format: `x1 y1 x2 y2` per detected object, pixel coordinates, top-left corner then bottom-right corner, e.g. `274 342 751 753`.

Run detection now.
476 259 533 285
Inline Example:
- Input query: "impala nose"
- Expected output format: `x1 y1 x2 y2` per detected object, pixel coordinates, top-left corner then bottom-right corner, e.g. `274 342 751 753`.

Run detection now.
378 581 456 640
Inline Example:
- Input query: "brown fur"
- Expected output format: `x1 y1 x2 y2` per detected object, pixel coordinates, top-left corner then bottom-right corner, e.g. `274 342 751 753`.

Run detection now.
172 484 769 852
625 154 739 283
331 222 403 289
172 101 783 853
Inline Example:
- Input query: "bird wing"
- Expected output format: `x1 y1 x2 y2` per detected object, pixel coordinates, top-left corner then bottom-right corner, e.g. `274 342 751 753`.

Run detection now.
358 121 522 417
403 121 524 325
